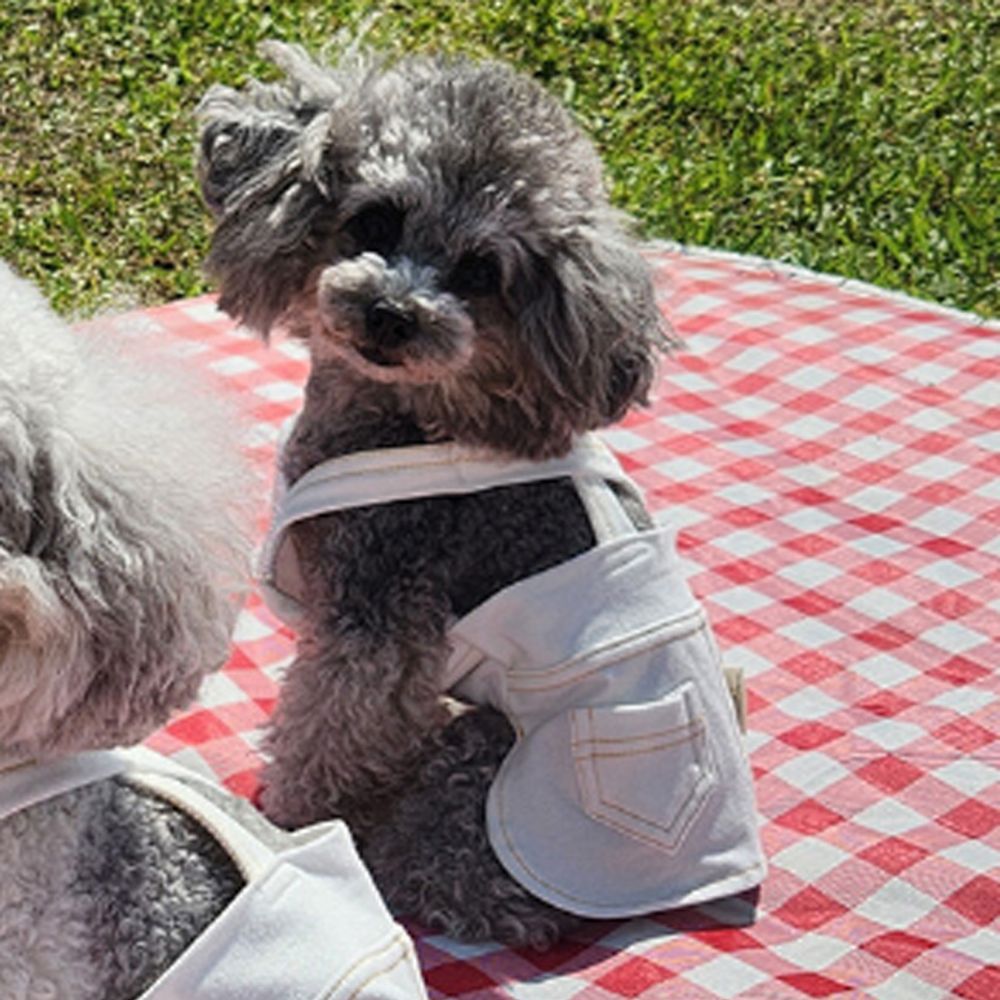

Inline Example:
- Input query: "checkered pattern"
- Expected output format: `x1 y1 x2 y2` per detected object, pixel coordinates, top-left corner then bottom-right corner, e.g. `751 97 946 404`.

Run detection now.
130 243 999 999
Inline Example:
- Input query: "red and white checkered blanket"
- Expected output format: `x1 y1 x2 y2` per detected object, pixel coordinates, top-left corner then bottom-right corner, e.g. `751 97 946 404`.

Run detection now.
132 243 998 999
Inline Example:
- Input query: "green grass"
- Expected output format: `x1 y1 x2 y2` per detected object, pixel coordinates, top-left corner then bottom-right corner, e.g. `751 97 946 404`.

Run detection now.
2 0 997 318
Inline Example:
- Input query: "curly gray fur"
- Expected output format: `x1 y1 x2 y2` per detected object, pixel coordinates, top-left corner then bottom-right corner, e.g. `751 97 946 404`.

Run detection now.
0 261 264 997
197 41 669 947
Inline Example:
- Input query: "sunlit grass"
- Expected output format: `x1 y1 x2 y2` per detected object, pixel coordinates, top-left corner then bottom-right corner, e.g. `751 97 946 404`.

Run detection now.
1 0 996 317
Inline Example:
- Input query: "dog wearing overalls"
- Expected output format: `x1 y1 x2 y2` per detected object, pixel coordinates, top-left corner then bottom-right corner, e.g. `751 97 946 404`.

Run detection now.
0 261 425 998
198 40 766 947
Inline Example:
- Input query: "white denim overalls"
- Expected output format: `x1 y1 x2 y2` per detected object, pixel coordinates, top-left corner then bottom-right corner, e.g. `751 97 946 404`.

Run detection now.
260 431 767 919
0 747 427 998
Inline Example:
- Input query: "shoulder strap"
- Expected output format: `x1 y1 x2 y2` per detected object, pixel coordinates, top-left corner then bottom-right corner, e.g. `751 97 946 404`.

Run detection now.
260 432 635 570
0 747 277 882
283 431 627 519
0 750 133 822
123 766 276 883
259 430 650 624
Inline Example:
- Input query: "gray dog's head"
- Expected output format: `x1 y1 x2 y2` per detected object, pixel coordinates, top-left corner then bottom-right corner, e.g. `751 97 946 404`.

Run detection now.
198 42 671 456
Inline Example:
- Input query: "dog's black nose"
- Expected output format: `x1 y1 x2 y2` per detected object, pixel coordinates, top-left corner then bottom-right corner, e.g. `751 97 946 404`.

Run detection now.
365 302 417 348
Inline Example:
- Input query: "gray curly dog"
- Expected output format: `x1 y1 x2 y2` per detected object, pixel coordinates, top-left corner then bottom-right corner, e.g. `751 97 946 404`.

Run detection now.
197 39 678 949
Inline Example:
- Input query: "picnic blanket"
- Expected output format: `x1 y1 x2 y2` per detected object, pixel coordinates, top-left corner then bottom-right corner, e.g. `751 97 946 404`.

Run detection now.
135 242 999 999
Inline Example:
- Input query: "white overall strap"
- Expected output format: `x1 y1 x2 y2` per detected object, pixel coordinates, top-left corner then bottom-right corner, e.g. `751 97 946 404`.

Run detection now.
259 431 638 592
0 749 134 822
0 746 277 881
139 822 427 1000
121 754 278 883
269 432 626 537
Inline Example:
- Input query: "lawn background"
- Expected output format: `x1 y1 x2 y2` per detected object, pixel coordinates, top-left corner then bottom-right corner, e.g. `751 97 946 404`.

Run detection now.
2 0 997 319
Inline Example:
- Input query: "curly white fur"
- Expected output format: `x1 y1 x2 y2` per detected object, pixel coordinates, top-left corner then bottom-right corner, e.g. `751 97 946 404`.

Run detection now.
0 262 254 764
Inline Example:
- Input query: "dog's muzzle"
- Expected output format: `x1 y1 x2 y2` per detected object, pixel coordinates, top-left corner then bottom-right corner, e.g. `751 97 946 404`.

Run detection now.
318 255 476 378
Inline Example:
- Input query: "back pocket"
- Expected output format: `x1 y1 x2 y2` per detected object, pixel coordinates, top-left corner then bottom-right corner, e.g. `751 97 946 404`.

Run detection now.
571 682 716 854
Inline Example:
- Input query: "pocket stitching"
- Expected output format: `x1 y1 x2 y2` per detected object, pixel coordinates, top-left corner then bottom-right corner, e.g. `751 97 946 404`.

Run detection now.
572 716 704 756
588 729 713 839
572 693 717 854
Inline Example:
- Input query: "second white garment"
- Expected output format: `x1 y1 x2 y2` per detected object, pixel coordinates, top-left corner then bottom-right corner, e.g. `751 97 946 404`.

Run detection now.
0 747 427 999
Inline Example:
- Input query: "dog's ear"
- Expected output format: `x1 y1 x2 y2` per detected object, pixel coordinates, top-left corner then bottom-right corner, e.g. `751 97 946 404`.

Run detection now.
197 96 304 216
197 41 364 216
517 219 674 433
0 555 85 751
196 42 367 335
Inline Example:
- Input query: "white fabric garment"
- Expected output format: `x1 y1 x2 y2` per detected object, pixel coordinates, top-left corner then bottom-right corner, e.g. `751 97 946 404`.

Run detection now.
0 747 427 999
258 430 631 627
261 431 767 918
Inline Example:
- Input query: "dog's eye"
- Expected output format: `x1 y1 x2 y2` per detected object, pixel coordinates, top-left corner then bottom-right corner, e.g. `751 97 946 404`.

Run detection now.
343 202 404 256
447 253 501 298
